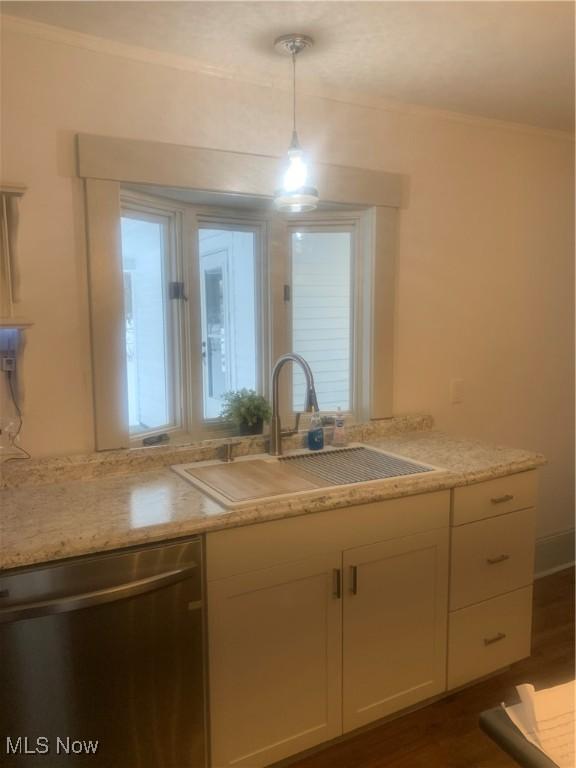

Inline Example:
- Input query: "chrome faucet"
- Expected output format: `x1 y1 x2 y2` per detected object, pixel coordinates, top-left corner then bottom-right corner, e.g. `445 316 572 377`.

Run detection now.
269 353 319 456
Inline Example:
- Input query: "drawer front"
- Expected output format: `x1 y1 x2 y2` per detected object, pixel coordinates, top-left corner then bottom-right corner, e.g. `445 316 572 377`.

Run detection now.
448 586 532 690
452 471 538 526
450 507 536 610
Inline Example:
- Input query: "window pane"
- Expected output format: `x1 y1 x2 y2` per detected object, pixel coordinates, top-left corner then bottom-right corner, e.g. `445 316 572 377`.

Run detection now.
199 228 258 420
121 214 172 434
292 231 352 412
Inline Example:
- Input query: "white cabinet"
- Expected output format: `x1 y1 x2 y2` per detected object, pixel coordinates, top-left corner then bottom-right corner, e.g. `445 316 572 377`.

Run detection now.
449 507 536 611
342 529 449 731
451 470 538 526
447 471 537 690
448 586 533 689
207 492 450 767
206 472 539 765
208 552 342 768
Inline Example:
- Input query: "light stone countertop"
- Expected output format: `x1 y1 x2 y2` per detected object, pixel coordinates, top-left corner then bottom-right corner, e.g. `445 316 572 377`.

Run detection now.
1 429 545 572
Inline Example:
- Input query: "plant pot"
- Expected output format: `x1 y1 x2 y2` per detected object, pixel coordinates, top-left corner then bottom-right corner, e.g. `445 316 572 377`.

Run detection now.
238 419 263 436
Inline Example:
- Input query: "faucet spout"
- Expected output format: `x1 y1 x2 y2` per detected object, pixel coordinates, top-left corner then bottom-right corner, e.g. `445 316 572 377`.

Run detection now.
269 353 319 456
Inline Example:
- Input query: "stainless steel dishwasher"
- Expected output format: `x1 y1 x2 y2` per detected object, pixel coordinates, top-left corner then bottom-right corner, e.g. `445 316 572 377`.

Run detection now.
0 537 207 767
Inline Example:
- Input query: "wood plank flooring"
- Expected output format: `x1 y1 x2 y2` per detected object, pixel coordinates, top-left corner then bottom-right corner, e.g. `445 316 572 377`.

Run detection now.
286 567 574 768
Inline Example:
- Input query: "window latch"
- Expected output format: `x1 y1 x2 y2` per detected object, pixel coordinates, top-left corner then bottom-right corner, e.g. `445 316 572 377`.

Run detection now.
169 282 188 301
283 284 291 302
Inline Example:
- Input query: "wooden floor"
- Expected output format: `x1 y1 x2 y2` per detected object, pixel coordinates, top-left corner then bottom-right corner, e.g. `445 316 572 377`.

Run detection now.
288 567 575 768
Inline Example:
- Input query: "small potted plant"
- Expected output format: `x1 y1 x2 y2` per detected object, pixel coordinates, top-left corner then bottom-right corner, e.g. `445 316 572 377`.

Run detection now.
220 389 272 436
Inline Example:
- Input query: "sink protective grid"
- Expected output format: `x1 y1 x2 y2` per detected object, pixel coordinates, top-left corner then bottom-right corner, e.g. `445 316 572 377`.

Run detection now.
279 446 433 486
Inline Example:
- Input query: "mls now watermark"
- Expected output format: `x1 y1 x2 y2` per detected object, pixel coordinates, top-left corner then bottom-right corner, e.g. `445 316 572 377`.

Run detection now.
5 736 99 756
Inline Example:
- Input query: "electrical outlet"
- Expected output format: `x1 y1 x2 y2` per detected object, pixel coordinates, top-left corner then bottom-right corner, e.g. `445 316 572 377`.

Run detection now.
0 356 16 372
450 378 465 405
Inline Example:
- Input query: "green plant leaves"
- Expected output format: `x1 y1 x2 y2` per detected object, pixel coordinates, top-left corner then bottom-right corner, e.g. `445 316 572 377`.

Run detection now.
220 389 272 426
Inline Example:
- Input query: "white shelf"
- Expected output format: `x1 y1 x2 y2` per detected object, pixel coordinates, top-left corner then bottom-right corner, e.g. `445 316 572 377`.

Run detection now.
0 318 33 329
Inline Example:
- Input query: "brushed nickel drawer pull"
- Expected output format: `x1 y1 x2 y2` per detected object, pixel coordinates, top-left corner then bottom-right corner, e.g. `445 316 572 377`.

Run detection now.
350 565 358 595
486 554 510 565
332 568 342 599
484 632 506 646
491 494 514 504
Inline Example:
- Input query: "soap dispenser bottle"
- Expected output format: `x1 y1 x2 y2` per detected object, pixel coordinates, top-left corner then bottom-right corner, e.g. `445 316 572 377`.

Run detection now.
332 408 347 447
307 412 324 451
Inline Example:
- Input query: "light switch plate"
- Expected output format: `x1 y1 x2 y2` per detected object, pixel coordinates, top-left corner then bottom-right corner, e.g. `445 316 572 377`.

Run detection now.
450 378 465 404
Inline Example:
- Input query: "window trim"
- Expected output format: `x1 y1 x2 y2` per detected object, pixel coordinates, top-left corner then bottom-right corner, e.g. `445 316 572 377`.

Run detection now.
118 196 272 445
287 220 358 418
120 191 191 446
115 194 272 444
118 201 372 443
82 138 401 451
273 209 374 424
189 211 269 439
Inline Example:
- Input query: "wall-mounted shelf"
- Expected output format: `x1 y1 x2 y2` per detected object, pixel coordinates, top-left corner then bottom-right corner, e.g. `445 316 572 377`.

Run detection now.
0 318 33 329
0 184 26 196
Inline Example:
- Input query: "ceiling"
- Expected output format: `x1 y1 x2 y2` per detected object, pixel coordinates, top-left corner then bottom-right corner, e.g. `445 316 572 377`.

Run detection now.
3 1 574 131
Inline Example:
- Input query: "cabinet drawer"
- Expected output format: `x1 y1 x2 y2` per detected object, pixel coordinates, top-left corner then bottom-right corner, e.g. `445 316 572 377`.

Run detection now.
452 471 537 526
450 507 536 610
448 586 532 690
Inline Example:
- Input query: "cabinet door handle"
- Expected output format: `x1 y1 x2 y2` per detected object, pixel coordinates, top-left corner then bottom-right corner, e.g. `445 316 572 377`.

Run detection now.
350 565 358 595
484 632 506 646
486 554 510 565
491 494 514 504
332 569 341 599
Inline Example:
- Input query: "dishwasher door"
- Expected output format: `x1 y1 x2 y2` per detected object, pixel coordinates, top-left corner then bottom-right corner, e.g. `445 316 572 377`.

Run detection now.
0 538 206 768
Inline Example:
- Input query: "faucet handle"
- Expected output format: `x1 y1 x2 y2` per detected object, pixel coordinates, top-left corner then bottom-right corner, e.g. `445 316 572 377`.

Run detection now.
281 412 302 437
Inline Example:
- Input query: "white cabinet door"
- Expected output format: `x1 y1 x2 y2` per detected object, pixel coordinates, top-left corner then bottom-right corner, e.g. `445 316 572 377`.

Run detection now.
342 528 449 732
208 552 342 767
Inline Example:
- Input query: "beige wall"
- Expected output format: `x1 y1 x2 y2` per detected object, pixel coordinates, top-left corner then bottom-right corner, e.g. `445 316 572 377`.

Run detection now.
1 21 574 539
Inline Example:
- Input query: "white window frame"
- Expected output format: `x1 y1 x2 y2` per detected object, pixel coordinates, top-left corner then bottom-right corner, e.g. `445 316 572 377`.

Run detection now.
81 135 401 451
288 221 357 418
272 210 373 425
119 193 271 445
120 192 190 445
118 199 371 444
186 209 269 439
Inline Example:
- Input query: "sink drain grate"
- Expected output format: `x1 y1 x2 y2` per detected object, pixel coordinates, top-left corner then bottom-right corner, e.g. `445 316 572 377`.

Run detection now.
279 446 433 486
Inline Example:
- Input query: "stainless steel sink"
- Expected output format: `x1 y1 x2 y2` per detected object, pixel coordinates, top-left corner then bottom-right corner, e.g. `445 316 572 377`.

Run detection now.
172 444 441 508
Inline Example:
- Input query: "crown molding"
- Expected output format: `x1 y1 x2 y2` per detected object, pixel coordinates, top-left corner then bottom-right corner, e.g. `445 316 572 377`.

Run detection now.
2 14 574 141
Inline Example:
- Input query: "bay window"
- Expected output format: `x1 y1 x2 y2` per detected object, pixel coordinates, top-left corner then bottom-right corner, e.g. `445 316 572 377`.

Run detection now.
80 134 400 451
117 191 366 444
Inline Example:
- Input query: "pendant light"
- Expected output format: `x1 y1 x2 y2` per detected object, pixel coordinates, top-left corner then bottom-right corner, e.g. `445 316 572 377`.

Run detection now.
273 34 319 213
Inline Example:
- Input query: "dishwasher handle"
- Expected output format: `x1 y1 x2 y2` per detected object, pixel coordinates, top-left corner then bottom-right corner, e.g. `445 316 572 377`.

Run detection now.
0 565 198 624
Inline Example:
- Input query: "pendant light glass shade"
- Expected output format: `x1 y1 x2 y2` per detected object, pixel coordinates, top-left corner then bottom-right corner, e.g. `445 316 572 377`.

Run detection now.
274 133 319 213
273 34 319 213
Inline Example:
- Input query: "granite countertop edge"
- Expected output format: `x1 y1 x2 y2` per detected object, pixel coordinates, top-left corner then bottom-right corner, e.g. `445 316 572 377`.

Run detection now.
0 428 546 573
